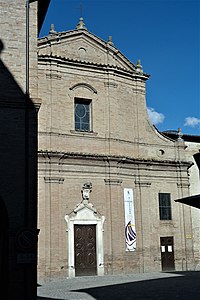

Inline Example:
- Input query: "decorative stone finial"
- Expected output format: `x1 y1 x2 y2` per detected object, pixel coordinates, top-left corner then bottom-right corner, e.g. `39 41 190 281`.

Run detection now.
76 17 87 30
49 24 57 35
136 59 143 74
107 36 114 46
177 127 184 142
81 182 92 202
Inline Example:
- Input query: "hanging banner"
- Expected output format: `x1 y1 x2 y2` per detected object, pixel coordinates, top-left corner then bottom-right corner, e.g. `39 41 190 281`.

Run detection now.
124 188 136 251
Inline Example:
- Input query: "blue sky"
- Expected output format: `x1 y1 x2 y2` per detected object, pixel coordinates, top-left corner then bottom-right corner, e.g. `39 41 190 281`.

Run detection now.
40 0 200 135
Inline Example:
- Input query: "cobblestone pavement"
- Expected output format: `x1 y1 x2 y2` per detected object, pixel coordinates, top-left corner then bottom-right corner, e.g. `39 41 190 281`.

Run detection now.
37 271 200 300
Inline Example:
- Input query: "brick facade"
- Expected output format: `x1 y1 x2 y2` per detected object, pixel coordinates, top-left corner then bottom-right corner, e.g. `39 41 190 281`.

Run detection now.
37 20 198 282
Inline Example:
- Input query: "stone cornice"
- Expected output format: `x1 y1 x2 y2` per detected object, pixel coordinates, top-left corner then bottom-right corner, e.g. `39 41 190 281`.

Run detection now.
38 29 111 51
0 99 39 110
44 177 64 183
38 131 178 149
135 180 151 187
38 150 191 168
38 54 150 80
177 182 190 188
104 179 122 185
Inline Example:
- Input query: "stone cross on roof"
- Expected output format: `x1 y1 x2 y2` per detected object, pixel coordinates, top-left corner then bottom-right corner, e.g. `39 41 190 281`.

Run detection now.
76 17 87 30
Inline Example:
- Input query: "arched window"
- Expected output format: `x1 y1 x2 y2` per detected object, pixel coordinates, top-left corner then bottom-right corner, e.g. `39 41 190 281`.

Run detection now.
74 97 92 132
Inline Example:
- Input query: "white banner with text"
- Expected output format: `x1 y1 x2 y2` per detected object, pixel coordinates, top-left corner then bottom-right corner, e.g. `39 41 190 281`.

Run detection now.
124 188 136 251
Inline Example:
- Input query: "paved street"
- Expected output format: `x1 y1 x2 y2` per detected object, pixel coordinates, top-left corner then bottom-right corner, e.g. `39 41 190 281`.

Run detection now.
37 271 200 300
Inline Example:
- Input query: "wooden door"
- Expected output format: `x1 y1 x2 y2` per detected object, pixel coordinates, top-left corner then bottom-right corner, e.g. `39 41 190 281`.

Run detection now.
160 236 175 271
74 225 97 276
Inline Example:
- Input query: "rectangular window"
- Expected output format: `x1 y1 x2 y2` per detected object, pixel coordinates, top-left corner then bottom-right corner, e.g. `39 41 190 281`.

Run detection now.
159 193 172 220
74 98 91 132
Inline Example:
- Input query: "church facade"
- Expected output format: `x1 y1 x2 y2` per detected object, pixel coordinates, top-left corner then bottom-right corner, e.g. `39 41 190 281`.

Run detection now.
37 18 198 282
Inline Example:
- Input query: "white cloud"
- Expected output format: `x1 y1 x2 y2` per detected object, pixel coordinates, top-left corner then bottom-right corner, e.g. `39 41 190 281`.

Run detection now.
147 107 165 125
184 117 200 128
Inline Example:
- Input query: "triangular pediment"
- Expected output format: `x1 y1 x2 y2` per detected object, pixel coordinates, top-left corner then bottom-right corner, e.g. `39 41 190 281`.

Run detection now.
74 200 97 216
38 28 136 72
65 199 103 224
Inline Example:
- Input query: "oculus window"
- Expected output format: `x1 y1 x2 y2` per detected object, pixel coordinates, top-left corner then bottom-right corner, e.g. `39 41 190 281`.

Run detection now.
74 98 92 132
159 193 172 220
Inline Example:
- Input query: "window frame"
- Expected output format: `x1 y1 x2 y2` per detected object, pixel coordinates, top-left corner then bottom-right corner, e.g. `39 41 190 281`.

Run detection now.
74 97 92 132
159 193 172 221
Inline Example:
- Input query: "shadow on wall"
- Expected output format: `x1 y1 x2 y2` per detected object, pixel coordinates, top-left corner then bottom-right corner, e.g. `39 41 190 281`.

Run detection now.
0 39 38 300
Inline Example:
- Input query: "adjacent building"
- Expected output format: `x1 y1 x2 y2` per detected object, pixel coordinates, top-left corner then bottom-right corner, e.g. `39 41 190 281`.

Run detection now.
0 1 50 299
163 130 200 269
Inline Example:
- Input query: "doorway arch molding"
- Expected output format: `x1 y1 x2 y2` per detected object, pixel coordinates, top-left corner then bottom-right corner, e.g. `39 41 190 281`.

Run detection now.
65 200 105 278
